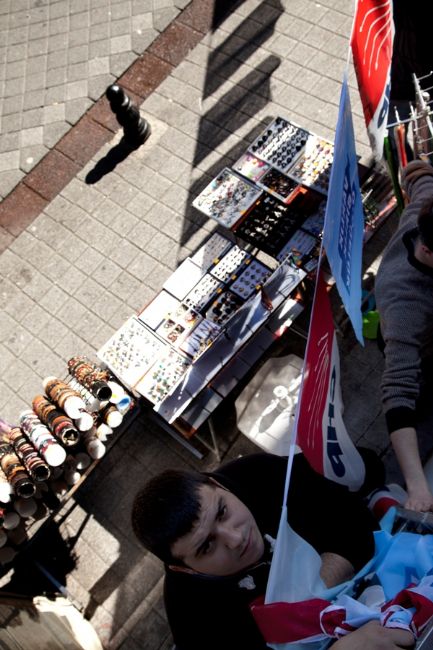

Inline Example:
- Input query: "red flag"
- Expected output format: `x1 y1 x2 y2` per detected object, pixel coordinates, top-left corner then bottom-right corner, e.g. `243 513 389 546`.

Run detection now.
296 271 365 490
351 0 394 159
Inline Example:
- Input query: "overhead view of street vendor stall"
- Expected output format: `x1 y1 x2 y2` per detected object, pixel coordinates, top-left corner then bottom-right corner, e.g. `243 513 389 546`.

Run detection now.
0 0 433 649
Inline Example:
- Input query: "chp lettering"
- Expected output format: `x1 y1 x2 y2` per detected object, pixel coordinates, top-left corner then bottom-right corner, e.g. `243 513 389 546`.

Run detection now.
326 365 344 478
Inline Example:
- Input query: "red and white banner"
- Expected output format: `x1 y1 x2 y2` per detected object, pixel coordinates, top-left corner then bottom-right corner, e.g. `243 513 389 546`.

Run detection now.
252 576 433 646
350 0 394 160
296 271 365 491
256 270 367 650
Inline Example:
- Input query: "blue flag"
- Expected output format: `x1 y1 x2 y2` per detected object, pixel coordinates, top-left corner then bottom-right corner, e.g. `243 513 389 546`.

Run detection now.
323 77 364 344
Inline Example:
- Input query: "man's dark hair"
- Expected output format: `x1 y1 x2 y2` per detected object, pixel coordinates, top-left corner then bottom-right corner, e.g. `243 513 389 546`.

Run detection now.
131 469 214 565
418 196 433 252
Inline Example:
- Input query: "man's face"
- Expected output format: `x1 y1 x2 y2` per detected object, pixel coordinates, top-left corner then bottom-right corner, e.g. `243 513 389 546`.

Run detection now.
170 483 265 576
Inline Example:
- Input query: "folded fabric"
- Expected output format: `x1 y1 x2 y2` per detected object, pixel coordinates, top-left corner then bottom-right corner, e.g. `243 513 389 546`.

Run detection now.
251 576 433 644
251 530 433 646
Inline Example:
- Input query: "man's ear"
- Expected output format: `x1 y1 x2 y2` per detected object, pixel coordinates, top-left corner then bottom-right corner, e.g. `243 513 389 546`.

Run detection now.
420 243 433 260
168 564 198 575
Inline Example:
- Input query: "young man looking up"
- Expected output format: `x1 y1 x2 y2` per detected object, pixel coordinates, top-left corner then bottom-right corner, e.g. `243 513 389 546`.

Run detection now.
132 451 411 649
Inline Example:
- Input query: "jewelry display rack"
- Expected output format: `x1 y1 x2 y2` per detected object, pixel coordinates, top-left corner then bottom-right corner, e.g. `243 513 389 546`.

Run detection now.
96 115 397 459
0 367 139 574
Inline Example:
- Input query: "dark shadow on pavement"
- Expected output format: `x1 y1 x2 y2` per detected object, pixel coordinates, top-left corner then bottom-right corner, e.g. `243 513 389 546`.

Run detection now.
85 141 141 185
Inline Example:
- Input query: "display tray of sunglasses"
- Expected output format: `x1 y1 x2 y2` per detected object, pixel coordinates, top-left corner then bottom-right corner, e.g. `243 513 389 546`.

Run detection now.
248 116 310 174
233 194 305 257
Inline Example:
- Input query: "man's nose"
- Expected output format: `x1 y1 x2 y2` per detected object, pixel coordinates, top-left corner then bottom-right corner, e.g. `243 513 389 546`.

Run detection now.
220 524 243 549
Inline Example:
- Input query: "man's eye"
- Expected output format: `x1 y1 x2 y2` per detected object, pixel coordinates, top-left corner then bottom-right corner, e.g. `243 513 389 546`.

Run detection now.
217 505 227 520
201 539 213 555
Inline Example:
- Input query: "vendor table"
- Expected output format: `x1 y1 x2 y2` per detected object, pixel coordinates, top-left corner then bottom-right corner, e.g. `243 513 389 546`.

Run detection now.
97 115 397 459
0 116 398 581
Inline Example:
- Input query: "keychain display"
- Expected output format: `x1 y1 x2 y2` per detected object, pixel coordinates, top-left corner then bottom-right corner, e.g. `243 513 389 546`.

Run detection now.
276 228 321 271
179 318 222 359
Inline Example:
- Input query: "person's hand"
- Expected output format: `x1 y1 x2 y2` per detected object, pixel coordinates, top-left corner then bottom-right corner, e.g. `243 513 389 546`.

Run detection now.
330 620 414 648
404 492 433 512
390 428 433 512
404 482 433 512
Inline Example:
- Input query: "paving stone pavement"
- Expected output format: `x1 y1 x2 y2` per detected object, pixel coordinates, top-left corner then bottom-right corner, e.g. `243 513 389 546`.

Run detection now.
0 0 189 200
1 1 432 649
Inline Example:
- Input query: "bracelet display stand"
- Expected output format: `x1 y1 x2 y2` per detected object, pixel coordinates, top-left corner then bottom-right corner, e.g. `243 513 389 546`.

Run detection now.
0 365 138 572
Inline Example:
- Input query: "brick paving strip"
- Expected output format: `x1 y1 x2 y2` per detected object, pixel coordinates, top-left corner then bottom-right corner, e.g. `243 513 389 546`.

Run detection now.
0 0 216 254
